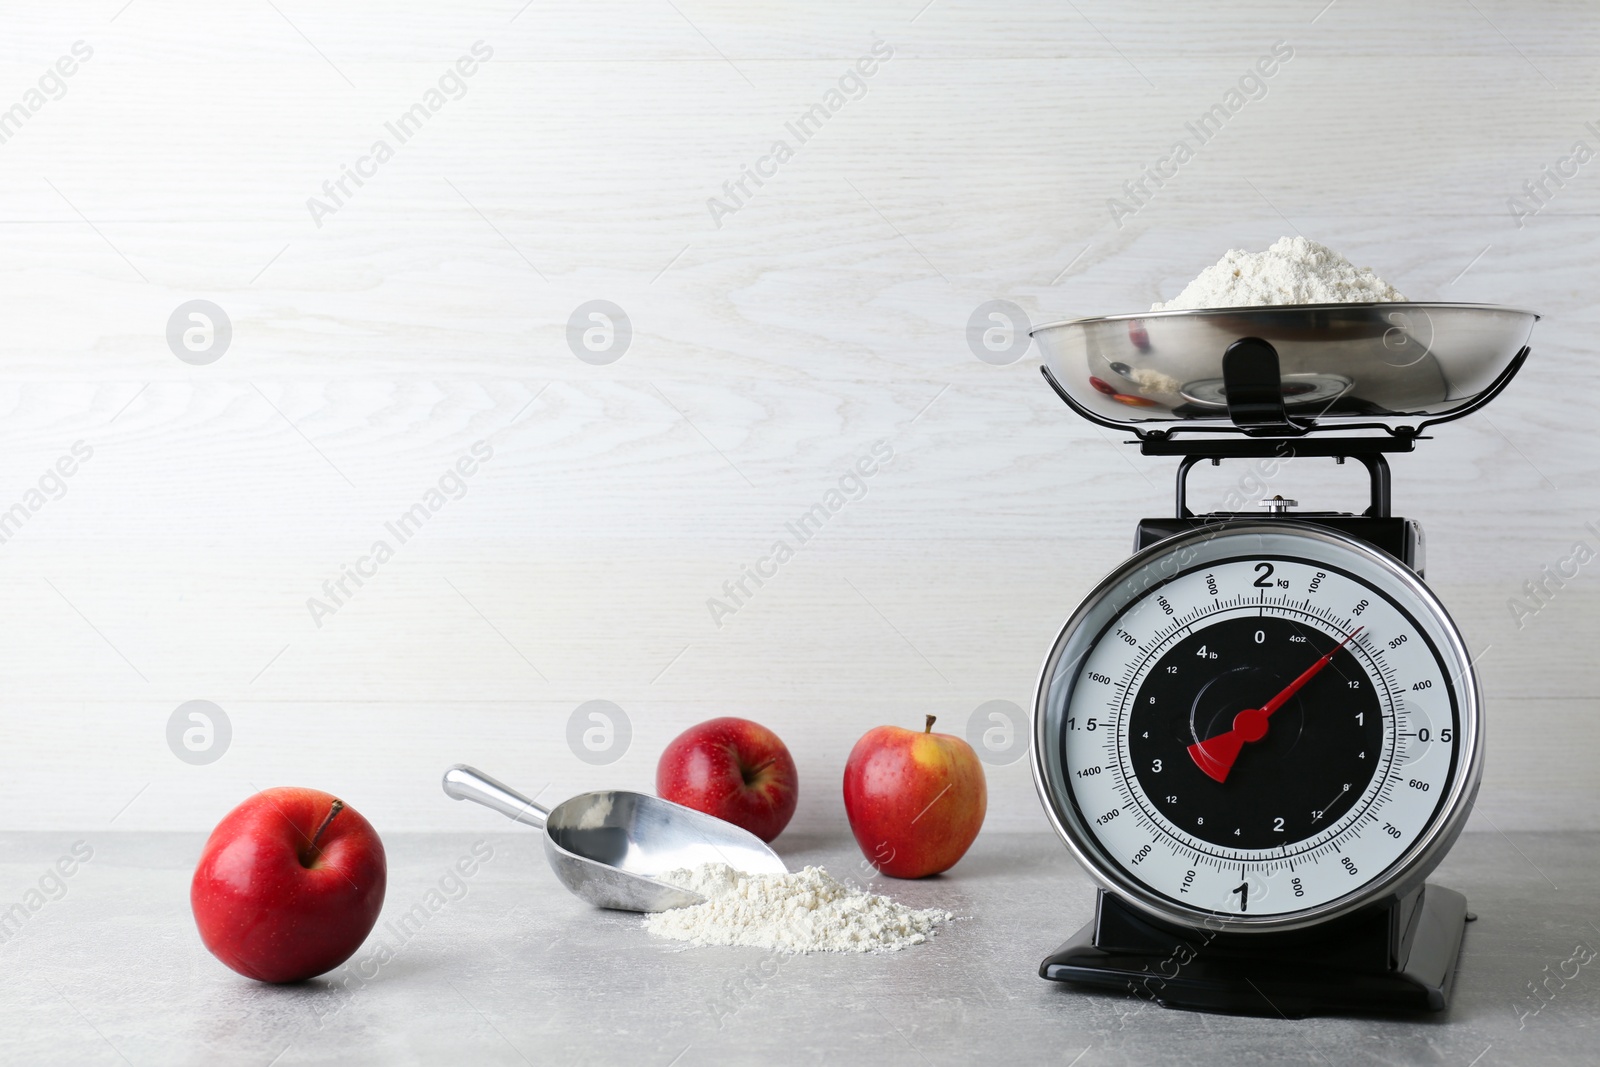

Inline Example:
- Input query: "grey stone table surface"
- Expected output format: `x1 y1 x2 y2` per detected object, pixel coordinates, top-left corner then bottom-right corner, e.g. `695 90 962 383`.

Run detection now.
1 829 1596 1066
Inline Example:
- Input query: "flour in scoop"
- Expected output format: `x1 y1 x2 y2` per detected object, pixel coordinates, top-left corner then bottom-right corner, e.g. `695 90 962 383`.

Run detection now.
644 863 951 953
1151 236 1406 311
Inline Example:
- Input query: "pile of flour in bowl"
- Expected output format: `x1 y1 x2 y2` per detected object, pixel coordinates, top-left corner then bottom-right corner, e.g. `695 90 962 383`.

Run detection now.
643 863 951 953
1151 236 1406 311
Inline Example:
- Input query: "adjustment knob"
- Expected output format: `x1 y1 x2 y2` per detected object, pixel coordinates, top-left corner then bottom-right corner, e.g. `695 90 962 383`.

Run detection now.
1258 495 1297 514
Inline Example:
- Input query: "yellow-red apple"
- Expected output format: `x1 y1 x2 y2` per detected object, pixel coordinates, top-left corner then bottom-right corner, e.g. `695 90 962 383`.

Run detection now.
843 715 986 878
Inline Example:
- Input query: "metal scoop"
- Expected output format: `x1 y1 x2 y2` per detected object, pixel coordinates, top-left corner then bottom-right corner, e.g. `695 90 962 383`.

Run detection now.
441 764 788 912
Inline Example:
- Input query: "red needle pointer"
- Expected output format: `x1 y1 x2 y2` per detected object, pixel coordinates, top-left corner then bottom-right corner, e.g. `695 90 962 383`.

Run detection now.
1187 627 1364 784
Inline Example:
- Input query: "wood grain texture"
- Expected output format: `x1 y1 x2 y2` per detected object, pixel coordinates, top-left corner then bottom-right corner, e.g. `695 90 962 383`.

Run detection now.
0 2 1595 832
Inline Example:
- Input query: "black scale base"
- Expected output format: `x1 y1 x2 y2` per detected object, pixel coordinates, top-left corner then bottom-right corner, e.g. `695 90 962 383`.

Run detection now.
1040 884 1468 1017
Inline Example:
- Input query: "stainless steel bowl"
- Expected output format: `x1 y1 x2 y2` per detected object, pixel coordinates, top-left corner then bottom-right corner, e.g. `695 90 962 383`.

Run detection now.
1030 303 1538 429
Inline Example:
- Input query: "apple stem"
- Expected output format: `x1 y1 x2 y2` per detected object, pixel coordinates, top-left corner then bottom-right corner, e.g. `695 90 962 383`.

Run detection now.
310 799 344 852
925 714 936 734
742 757 776 786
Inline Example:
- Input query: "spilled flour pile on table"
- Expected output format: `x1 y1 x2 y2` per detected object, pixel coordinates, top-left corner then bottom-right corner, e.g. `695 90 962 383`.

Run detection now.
1151 236 1407 311
644 863 951 953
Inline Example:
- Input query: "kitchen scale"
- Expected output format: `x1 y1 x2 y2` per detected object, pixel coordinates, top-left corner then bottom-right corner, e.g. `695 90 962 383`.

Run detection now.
1027 302 1539 1016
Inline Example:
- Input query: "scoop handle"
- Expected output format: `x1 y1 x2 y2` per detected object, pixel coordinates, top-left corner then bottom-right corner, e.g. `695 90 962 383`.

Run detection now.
441 764 550 830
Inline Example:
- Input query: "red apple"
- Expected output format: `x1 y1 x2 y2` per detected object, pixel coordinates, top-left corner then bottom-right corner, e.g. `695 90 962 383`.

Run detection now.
657 717 799 842
843 715 986 878
191 788 386 983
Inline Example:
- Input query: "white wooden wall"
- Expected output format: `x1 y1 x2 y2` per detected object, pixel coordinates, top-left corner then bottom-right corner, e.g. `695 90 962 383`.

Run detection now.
1 1 1595 836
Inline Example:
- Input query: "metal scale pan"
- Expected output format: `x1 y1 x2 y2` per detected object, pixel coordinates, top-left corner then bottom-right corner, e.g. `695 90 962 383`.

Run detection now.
1030 303 1539 434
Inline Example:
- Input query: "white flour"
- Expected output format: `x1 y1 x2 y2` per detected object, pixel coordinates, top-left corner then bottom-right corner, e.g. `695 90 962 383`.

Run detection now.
644 863 951 953
1151 236 1406 311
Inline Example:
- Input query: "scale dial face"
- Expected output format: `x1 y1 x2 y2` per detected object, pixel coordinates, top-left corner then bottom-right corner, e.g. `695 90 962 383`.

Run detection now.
1032 523 1482 932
